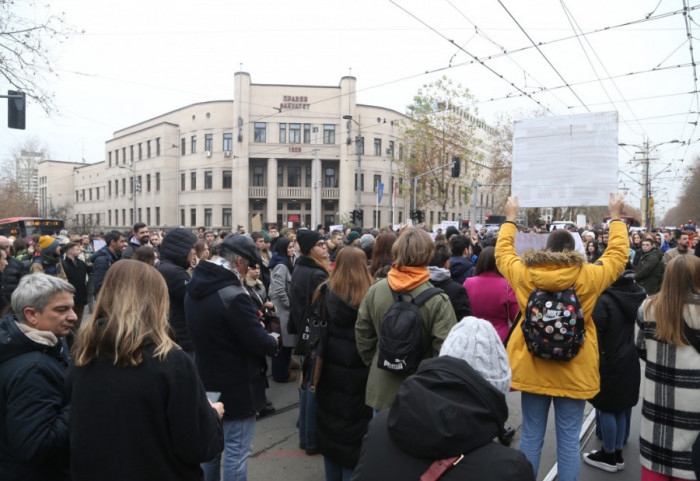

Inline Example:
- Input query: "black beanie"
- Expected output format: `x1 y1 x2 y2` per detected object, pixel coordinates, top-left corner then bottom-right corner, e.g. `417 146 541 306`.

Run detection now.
297 229 322 255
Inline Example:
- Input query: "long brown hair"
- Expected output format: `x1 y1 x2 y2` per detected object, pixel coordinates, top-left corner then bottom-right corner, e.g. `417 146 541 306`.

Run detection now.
474 246 500 276
73 260 176 366
370 231 397 277
307 245 330 274
315 247 372 308
643 255 700 345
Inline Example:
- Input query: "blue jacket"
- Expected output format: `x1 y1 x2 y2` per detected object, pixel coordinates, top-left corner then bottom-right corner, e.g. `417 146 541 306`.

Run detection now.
0 316 70 481
449 256 476 285
185 260 278 420
90 246 120 298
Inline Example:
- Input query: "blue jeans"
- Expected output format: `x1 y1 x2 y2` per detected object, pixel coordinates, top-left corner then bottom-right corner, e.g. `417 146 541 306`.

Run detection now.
598 409 626 452
519 392 586 481
299 385 318 449
201 416 256 481
323 456 353 481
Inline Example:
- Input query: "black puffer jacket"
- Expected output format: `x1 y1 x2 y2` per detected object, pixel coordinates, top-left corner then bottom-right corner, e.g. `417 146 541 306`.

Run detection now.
428 266 471 320
317 289 372 469
0 316 70 481
590 270 647 412
62 257 91 306
289 256 329 334
351 356 534 481
156 229 197 352
635 248 664 295
2 257 28 304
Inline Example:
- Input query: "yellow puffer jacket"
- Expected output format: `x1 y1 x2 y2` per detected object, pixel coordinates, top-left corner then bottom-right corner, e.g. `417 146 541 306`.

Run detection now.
495 221 628 399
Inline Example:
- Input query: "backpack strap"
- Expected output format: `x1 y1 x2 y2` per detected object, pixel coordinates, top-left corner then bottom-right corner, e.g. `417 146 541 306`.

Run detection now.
413 287 444 307
503 311 522 347
420 455 463 481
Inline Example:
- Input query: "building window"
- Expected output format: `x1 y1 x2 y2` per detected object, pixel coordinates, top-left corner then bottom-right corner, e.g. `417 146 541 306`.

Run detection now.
146 174 151 192
156 172 160 191
108 210 112 225
355 137 365 155
180 209 185 226
191 136 197 154
190 208 196 226
288 166 301 187
204 208 212 226
138 143 143 160
279 123 286 143
323 124 335 144
129 177 133 194
223 133 233 151
89 188 93 201
115 149 119 163
374 174 382 192
252 166 264 186
181 138 186 155
287 202 301 211
147 140 152 158
156 207 160 226
130 208 133 225
355 173 364 191
223 170 232 189
122 178 126 194
108 182 111 197
305 166 311 187
122 147 126 164
399 177 404 195
180 173 185 191
389 140 394 156
137 175 142 194
399 144 404 160
289 123 301 143
204 171 212 189
303 124 311 143
75 191 79 202
324 167 337 187
374 138 382 156
130 145 134 162
373 210 382 228
96 186 100 200
205 133 213 152
222 208 232 227
190 172 197 190
108 151 112 167
156 138 160 156
254 123 266 143
277 166 283 186
146 207 151 225
114 180 118 196
137 208 142 222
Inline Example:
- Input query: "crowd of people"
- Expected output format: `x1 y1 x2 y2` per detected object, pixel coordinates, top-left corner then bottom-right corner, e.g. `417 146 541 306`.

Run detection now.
0 201 699 481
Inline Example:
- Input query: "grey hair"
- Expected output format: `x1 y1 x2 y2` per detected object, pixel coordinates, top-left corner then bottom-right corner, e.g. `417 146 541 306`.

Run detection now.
11 273 75 323
218 245 241 266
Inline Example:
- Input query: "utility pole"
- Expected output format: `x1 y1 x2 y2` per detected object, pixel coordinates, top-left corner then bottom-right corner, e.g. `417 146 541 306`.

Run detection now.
313 125 320 228
343 114 362 227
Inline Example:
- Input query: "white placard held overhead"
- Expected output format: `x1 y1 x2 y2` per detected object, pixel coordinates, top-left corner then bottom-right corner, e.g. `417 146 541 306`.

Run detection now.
512 112 618 208
329 224 343 234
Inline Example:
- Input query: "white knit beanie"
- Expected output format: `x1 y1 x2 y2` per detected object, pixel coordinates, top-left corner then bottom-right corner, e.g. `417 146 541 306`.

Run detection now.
439 316 512 394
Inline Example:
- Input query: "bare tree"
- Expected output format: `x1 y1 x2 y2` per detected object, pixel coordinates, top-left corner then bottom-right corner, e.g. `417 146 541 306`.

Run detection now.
662 155 700 226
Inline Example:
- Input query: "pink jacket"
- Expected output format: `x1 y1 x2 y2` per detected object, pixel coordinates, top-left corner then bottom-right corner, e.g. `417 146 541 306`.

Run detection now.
463 271 519 342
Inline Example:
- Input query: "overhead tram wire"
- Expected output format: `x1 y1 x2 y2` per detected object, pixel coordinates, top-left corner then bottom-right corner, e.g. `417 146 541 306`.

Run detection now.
388 0 554 115
680 0 700 165
497 0 590 112
559 0 648 137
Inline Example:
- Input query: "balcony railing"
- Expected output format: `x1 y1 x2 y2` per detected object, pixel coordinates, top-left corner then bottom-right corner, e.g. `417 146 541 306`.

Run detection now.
322 188 339 198
248 187 267 198
277 187 311 198
249 186 338 199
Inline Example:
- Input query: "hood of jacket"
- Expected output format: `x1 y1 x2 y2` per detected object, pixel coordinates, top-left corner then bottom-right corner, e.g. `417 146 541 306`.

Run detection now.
268 251 292 273
640 247 662 261
604 270 647 323
449 256 475 278
160 228 197 269
0 315 61 365
387 356 508 459
186 259 239 300
520 249 586 292
428 265 451 283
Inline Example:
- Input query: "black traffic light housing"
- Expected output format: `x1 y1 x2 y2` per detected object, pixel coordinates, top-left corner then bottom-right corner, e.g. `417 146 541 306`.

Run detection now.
451 156 460 177
8 90 26 130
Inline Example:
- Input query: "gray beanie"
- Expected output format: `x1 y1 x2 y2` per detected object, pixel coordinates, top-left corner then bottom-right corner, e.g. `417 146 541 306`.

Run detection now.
439 316 511 394
360 233 375 250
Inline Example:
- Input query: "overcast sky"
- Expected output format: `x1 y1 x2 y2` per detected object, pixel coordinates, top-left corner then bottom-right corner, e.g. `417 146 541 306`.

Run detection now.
2 0 698 218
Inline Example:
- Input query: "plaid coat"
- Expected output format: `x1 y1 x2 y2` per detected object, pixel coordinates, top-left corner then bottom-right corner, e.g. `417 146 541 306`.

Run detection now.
636 295 700 480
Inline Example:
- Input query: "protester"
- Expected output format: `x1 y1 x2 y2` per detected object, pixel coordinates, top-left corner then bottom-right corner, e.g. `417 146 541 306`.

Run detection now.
636 255 700 481
194 239 211 262
582 268 646 472
449 234 476 284
463 246 519 343
66 260 223 481
91 230 127 298
314 247 374 481
586 240 602 264
495 194 628 481
30 235 67 279
0 236 28 305
369 231 397 280
61 242 91 347
428 243 472 320
351 317 533 481
0 274 77 480
635 238 664 295
121 222 151 259
132 245 159 266
663 231 692 266
355 227 457 412
268 237 297 383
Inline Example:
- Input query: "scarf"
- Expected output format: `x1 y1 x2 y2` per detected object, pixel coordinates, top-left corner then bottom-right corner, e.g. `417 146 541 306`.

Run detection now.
387 266 430 292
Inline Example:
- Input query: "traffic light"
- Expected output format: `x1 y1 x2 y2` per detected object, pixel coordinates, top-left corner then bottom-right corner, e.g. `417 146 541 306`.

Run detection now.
410 209 419 222
351 210 358 224
356 209 363 222
451 156 460 177
8 90 25 130
417 210 425 223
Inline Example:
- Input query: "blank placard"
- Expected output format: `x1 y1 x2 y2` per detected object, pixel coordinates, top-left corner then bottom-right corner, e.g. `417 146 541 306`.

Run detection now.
512 112 618 208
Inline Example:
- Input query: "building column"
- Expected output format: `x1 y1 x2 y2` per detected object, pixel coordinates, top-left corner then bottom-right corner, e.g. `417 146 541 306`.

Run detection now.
266 157 278 227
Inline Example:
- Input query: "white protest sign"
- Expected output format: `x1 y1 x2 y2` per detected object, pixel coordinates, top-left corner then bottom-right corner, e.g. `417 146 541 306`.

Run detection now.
432 224 444 234
329 224 343 233
512 112 618 208
513 232 585 257
93 239 106 251
441 221 459 232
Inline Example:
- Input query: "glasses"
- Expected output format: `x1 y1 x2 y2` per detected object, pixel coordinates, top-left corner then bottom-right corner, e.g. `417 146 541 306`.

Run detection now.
315 241 327 248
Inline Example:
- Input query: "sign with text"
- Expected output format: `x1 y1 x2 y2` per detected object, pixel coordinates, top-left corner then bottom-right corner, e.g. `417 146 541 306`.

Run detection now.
512 112 618 208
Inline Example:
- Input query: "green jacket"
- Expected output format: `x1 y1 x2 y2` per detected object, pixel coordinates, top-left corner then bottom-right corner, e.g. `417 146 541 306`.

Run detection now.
635 248 664 295
355 277 457 411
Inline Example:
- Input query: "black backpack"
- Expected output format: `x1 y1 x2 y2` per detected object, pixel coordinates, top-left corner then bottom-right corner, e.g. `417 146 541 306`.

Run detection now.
521 286 585 361
377 286 443 373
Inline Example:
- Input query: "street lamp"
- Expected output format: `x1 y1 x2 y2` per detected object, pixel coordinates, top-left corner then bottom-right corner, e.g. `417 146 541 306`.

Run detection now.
343 114 362 226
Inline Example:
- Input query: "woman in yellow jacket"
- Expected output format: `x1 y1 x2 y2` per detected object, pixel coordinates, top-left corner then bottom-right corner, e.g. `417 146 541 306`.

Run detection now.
495 194 628 481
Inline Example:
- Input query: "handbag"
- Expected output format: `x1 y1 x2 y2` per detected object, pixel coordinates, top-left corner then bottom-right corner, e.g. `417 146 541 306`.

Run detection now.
294 284 327 356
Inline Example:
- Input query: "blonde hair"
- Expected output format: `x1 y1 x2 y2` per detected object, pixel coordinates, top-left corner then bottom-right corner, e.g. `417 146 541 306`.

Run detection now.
643 255 700 346
392 227 435 268
73 260 176 366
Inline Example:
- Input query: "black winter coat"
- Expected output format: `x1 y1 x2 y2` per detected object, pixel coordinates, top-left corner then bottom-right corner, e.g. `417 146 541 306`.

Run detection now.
157 229 197 352
62 256 91 306
317 289 372 469
91 245 120 298
590 270 647 412
351 356 534 481
635 248 664 295
2 256 28 304
449 256 475 285
66 343 223 481
185 260 278 420
289 255 329 334
429 267 472 320
0 316 70 481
